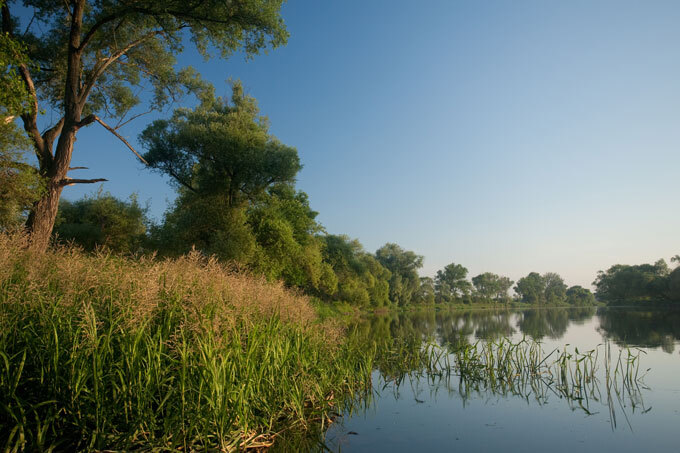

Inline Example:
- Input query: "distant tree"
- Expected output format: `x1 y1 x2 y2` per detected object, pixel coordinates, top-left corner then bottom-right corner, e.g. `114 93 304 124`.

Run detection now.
654 259 671 277
593 261 670 304
54 191 148 253
670 255 680 267
543 272 567 305
322 235 390 307
375 243 423 306
471 272 514 303
472 272 498 301
2 0 288 250
669 268 680 302
565 286 596 306
412 277 436 305
435 263 471 303
496 276 515 302
514 272 545 304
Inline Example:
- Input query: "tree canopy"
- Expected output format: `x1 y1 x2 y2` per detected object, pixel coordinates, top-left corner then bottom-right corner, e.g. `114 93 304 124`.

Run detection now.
141 83 301 207
375 243 423 306
1 0 289 249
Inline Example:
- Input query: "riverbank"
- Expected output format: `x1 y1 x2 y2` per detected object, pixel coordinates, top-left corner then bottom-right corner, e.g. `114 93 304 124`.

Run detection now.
0 235 374 451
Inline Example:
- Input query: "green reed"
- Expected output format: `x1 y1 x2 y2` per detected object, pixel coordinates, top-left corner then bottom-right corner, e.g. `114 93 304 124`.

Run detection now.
0 259 374 452
372 335 649 430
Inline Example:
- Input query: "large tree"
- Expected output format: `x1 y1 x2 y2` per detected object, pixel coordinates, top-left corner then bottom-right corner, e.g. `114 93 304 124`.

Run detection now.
471 272 514 303
1 0 288 250
142 84 302 265
514 272 545 304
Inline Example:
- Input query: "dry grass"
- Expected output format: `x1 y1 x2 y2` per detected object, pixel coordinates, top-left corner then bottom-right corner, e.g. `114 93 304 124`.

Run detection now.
0 232 319 334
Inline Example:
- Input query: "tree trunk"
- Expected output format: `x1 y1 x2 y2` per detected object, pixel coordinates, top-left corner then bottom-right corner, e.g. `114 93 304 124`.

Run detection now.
26 128 77 251
24 0 85 252
25 180 65 251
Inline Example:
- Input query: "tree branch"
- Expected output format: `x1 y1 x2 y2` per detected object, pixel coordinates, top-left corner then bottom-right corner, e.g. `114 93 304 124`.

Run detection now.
77 114 148 165
42 117 65 150
115 108 153 130
60 177 108 186
78 30 166 107
78 11 126 53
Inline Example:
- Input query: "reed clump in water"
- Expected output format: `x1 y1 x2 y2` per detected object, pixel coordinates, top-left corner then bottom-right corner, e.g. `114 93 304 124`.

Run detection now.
374 333 648 429
0 233 374 451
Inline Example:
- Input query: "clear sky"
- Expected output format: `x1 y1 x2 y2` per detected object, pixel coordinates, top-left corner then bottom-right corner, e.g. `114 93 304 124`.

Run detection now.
58 0 680 289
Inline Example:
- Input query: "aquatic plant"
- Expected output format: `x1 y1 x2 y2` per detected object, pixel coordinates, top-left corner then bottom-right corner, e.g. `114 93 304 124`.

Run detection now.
374 334 649 430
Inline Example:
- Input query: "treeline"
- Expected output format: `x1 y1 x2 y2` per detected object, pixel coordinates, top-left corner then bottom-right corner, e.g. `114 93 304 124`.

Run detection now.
54 189 601 308
593 257 680 305
49 189 596 309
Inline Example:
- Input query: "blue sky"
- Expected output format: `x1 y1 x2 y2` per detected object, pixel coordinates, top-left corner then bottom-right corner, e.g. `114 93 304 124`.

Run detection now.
58 0 680 288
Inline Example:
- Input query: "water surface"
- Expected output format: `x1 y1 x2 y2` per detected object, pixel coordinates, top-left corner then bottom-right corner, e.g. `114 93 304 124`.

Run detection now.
322 307 680 452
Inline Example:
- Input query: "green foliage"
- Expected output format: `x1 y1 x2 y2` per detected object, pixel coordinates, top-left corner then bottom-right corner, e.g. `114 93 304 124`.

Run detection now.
565 285 596 306
15 0 288 118
0 21 42 229
435 263 471 303
54 191 148 253
543 272 567 305
141 83 300 206
471 272 514 303
669 268 680 302
375 243 424 306
248 185 334 292
412 277 436 305
514 272 545 304
0 16 31 117
0 122 43 229
594 258 677 304
150 192 256 263
3 0 289 248
514 272 568 305
322 235 391 308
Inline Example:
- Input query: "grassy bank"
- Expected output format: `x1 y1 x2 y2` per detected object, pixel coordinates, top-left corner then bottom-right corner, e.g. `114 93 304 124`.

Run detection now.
0 235 374 451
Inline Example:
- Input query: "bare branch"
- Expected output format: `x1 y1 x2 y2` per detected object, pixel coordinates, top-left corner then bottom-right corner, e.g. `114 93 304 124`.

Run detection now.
87 115 149 165
115 108 153 129
68 166 89 171
60 177 108 186
21 10 36 37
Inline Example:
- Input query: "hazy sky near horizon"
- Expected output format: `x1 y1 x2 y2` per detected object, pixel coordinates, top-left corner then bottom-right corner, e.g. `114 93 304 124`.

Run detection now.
54 0 680 288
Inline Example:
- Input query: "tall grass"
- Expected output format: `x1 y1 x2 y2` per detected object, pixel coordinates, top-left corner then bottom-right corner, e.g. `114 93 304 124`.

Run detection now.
0 234 374 451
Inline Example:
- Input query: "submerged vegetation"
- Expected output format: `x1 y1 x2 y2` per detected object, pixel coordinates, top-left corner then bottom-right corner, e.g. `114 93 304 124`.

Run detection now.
374 334 650 431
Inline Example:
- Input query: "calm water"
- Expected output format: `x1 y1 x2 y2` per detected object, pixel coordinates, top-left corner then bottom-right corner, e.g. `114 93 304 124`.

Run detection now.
321 307 680 452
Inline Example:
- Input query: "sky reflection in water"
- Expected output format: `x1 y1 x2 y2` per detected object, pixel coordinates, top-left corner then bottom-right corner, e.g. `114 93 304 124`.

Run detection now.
323 308 680 453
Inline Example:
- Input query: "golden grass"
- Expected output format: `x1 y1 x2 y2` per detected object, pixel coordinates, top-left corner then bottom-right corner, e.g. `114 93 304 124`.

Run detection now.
0 232 320 335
